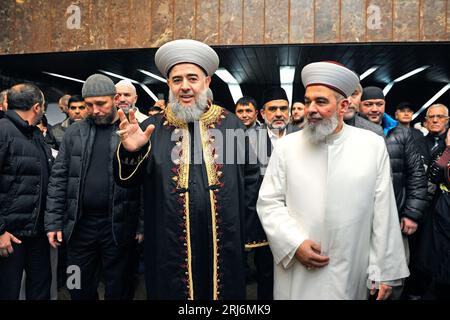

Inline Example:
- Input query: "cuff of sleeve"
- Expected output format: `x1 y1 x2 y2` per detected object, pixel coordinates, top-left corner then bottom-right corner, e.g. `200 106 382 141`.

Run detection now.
0 218 6 235
119 142 151 165
280 246 298 269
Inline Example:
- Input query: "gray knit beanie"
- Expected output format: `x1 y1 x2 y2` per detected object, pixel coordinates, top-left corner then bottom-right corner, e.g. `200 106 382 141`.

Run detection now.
82 74 116 98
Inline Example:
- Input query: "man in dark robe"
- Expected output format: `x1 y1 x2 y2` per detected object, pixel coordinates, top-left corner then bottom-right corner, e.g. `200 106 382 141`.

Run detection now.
113 39 260 300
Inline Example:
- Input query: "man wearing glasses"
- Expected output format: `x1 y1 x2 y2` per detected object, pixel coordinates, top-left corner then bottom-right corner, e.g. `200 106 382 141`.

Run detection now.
418 104 449 167
359 86 428 299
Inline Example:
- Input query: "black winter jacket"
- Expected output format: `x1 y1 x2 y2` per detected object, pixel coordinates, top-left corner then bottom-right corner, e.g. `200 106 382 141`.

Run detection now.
44 118 143 245
0 110 53 237
385 126 428 222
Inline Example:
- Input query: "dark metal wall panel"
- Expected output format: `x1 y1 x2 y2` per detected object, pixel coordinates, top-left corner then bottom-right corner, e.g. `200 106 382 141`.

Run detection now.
150 0 174 47
220 0 243 45
243 0 265 44
13 0 34 54
195 0 219 45
110 0 131 49
0 1 15 54
88 0 110 50
1 0 449 55
420 0 447 41
130 0 153 48
174 0 196 40
264 0 289 44
290 0 314 43
393 0 420 41
315 0 340 43
341 0 366 43
366 0 393 42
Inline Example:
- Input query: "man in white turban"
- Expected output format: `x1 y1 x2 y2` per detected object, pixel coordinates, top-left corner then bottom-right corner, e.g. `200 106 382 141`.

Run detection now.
112 39 260 300
257 61 409 300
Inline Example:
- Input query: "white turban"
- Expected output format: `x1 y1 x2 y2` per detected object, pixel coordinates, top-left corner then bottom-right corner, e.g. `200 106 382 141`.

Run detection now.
301 61 359 97
155 39 219 78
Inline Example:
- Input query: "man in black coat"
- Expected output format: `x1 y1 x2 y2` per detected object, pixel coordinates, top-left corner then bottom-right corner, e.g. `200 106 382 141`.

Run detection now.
0 83 53 300
359 86 428 299
113 39 260 300
45 74 143 300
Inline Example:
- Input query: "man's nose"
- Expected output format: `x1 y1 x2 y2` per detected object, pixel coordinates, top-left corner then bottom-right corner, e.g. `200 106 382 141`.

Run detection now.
275 108 283 116
181 78 190 90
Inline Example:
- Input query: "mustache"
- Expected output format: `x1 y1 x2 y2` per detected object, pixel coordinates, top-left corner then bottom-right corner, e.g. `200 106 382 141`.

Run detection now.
307 114 323 120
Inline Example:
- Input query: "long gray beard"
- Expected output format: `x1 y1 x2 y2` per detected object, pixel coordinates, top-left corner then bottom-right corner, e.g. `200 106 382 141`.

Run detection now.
303 112 339 144
169 90 208 123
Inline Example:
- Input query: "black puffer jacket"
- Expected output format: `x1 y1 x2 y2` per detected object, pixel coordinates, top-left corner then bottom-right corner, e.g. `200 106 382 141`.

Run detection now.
44 118 143 245
385 125 428 222
0 110 53 237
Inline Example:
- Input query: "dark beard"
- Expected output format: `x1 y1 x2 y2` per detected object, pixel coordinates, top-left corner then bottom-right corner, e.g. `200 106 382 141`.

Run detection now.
91 108 117 125
291 117 304 125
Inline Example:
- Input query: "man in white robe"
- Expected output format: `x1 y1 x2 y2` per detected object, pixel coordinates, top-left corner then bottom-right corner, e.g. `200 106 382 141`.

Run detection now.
257 61 409 300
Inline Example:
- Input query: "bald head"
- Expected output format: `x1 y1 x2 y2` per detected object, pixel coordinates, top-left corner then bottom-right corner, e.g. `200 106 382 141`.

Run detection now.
58 94 71 113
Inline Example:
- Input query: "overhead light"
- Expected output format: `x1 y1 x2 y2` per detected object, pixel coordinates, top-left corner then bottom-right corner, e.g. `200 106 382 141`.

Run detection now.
137 69 167 83
382 65 431 97
280 66 296 84
280 66 295 107
215 68 242 103
383 81 395 96
98 70 139 84
138 84 158 102
216 68 239 85
99 70 157 101
359 67 378 80
394 65 430 83
42 71 85 83
413 83 450 120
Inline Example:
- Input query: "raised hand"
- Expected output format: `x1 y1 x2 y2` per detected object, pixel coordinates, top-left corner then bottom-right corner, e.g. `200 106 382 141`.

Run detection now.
117 108 155 152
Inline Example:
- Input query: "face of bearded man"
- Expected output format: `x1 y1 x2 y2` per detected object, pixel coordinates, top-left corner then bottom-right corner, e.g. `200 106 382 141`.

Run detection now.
169 88 208 123
303 85 343 144
167 63 211 123
85 96 117 125
303 109 339 144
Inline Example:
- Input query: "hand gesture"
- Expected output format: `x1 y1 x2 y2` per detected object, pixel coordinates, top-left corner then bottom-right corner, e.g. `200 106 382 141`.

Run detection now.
117 109 155 152
0 231 22 257
295 239 329 270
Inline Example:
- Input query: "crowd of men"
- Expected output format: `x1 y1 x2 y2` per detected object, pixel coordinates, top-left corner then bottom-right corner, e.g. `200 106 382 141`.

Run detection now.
0 39 449 300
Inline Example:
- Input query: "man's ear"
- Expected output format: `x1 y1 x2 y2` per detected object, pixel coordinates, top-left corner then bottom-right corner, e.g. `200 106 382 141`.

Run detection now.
32 102 41 113
338 99 349 116
205 76 211 87
260 108 265 120
394 110 399 120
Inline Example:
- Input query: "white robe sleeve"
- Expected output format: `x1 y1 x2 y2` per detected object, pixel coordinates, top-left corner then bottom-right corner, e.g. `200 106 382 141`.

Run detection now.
257 144 306 269
368 140 410 285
